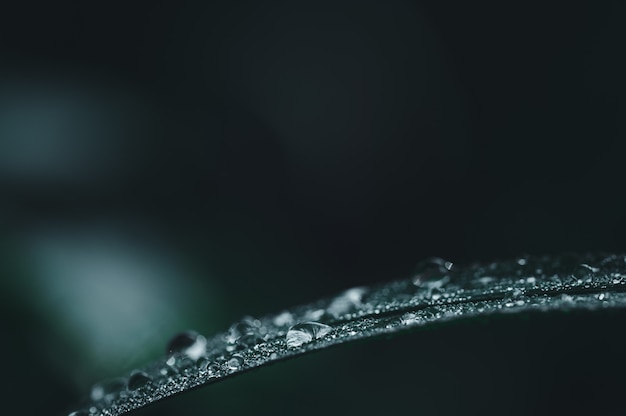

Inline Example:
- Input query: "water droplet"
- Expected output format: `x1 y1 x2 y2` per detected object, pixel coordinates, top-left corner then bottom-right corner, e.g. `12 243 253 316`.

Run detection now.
413 258 452 293
227 354 244 370
225 317 263 348
597 292 610 301
570 263 599 283
414 257 453 275
326 287 367 318
197 357 210 371
90 378 126 402
516 257 527 266
400 312 420 325
286 322 332 347
166 330 206 360
510 288 523 298
177 356 196 373
159 360 178 378
207 363 220 376
127 370 152 391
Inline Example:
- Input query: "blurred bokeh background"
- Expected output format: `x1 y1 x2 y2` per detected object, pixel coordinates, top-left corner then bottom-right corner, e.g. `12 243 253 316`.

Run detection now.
1 1 625 415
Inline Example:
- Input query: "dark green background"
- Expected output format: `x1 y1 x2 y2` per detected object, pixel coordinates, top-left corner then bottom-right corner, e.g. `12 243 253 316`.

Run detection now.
0 1 625 415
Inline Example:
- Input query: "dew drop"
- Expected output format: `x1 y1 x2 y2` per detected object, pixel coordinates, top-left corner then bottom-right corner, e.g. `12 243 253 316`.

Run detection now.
238 333 264 348
90 378 126 402
571 263 599 282
207 363 220 376
609 272 622 281
227 354 244 370
166 330 206 360
177 356 196 373
414 257 453 276
127 370 152 391
159 360 178 378
286 322 332 348
225 317 262 347
413 257 452 292
197 357 210 371
400 312 420 325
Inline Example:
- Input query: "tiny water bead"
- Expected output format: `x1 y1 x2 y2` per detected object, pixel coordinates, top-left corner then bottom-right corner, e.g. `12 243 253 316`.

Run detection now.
286 322 332 348
166 330 207 360
159 367 176 378
127 370 152 391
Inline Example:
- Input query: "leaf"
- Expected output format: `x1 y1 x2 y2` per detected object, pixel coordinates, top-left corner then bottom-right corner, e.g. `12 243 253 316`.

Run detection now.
67 254 626 416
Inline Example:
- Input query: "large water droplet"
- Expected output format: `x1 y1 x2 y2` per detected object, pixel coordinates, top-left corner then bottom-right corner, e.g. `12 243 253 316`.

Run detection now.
414 257 453 275
571 263 599 282
413 257 453 292
225 317 263 349
326 287 367 318
286 322 332 348
166 330 207 360
127 370 152 391
90 378 126 402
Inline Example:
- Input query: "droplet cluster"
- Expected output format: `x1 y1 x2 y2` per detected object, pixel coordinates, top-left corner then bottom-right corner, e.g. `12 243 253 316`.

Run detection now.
69 254 626 416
